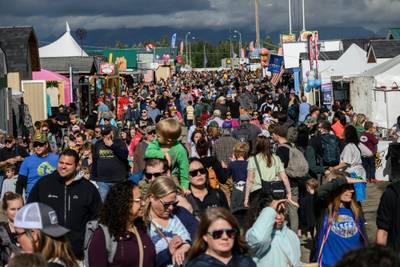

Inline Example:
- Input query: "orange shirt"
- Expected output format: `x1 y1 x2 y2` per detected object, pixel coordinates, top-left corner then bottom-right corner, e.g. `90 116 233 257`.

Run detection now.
332 121 345 139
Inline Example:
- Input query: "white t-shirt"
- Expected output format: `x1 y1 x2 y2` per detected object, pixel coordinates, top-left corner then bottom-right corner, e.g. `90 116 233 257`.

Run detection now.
46 87 59 107
340 143 366 179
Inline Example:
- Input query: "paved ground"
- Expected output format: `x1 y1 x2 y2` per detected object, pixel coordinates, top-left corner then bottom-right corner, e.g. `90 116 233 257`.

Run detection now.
300 181 389 263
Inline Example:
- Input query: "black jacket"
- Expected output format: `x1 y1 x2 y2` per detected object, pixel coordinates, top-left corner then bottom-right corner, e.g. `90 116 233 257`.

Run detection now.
377 181 400 252
186 253 256 267
28 171 102 260
92 138 129 182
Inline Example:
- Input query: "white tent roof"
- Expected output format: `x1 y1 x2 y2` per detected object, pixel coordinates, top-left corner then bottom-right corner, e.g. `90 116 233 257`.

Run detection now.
39 22 88 58
360 55 400 87
331 44 374 77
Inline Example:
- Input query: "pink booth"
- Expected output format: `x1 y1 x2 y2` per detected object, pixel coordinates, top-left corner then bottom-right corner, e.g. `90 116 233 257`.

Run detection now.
32 69 71 105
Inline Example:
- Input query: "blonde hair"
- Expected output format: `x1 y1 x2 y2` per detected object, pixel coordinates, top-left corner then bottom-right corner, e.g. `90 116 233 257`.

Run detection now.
142 176 181 224
233 142 249 159
355 114 366 127
156 118 182 145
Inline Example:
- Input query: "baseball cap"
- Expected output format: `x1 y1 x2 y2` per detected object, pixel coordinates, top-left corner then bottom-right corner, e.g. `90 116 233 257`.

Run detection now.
33 133 47 143
239 114 251 121
267 94 273 100
14 203 70 238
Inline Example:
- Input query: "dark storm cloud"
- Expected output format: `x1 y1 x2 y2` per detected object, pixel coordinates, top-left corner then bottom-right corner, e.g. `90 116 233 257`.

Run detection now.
0 0 211 17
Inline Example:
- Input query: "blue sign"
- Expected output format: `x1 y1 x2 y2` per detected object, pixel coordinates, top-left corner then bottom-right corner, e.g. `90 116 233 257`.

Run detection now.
268 54 284 74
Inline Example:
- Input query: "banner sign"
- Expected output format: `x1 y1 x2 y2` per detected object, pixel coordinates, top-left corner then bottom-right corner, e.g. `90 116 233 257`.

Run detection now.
280 33 296 44
321 83 333 105
100 62 115 75
171 33 177 49
267 54 284 74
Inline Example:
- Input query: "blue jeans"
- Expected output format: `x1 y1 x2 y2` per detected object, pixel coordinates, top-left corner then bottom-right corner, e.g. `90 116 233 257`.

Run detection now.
96 181 116 202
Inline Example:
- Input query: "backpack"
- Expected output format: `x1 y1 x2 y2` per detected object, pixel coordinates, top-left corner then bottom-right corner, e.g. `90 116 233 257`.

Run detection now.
84 220 117 267
321 134 340 166
279 143 309 178
207 166 220 189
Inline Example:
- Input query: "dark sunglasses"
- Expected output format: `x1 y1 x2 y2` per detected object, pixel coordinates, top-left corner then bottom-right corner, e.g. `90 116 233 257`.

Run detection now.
159 199 179 210
207 228 237 240
33 142 46 148
144 171 164 181
189 168 207 177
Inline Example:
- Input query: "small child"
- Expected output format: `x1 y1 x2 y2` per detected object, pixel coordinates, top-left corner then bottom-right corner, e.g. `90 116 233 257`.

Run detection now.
186 101 195 127
360 121 379 182
145 118 189 190
299 178 318 239
0 164 20 200
227 142 249 213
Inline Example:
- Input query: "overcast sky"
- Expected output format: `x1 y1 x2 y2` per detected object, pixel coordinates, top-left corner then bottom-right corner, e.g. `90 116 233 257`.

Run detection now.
1 0 399 38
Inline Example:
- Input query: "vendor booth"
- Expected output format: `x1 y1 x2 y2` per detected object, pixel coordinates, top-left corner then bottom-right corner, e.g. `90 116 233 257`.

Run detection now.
33 69 71 105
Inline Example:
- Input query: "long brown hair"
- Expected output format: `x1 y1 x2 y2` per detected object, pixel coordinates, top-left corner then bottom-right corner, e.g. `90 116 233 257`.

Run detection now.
255 135 274 167
187 207 249 261
325 171 361 224
26 230 78 267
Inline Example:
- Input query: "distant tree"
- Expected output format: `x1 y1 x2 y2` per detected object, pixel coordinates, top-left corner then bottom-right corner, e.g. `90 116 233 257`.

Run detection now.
262 36 278 51
157 35 169 47
115 40 128 49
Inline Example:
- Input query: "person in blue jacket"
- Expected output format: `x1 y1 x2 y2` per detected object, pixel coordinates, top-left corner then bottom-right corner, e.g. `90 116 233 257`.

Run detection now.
143 176 198 267
186 207 256 267
245 193 301 267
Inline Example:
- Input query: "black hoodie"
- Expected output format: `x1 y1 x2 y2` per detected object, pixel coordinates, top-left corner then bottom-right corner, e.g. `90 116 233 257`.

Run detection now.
28 171 102 260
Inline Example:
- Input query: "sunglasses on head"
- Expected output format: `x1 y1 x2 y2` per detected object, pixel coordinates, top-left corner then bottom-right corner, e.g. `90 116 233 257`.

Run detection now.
159 199 179 210
207 228 237 240
144 171 164 181
189 168 207 177
33 142 46 148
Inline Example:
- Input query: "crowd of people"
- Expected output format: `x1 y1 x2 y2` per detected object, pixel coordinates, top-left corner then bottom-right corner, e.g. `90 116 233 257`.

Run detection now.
0 69 399 267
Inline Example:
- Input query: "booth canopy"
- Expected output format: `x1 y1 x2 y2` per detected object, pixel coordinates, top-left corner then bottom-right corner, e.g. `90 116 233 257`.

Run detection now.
32 69 71 105
39 22 88 58
331 44 374 77
360 54 400 87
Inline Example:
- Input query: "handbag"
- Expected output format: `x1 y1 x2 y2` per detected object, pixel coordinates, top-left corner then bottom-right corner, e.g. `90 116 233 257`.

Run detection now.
254 156 286 199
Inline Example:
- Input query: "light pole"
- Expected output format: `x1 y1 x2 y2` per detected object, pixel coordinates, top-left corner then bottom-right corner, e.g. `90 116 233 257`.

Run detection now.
255 0 260 48
234 30 242 58
189 36 195 67
288 0 292 34
185 32 191 66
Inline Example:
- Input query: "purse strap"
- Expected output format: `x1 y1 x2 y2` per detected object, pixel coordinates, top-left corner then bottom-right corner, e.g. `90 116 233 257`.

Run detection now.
132 225 144 267
254 155 263 180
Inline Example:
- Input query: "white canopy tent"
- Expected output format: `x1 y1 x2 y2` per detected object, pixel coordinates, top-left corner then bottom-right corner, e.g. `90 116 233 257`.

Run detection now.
331 44 375 78
361 55 400 87
39 22 88 58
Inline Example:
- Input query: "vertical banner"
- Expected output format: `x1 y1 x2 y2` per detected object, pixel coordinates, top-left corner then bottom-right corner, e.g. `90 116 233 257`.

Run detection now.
267 54 284 73
179 41 184 55
293 68 300 96
171 33 177 48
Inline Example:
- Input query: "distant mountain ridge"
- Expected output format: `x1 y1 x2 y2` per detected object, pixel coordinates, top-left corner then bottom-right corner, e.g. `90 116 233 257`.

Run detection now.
39 25 386 48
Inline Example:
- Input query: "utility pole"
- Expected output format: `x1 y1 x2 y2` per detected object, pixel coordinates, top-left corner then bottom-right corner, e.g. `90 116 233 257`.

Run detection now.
288 0 292 34
255 0 260 48
234 30 242 58
302 0 306 31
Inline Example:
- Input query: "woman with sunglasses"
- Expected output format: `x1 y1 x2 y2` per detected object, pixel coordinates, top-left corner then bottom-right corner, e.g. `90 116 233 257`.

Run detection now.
143 176 198 267
88 180 156 267
245 192 301 267
310 171 367 267
186 207 256 267
249 112 261 129
186 158 229 218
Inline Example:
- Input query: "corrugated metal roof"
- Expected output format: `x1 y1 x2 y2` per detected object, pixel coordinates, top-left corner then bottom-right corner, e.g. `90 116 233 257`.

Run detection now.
388 28 400 40
40 56 98 74
368 40 400 59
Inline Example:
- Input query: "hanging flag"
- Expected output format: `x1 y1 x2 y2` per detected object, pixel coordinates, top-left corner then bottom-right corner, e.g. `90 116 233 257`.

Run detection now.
271 66 285 86
268 55 284 74
179 41 184 55
203 44 208 68
249 41 254 52
240 48 245 58
171 33 177 48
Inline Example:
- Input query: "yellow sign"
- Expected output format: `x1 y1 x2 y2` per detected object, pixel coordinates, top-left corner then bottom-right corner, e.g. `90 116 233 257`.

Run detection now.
280 33 296 44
